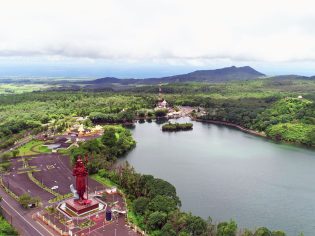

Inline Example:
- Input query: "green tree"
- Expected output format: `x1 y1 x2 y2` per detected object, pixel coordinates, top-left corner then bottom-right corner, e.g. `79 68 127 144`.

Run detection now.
18 193 40 208
148 195 177 214
133 197 149 215
178 231 190 236
0 163 11 172
0 216 18 236
241 229 254 236
139 174 154 196
271 231 286 236
161 223 176 236
146 178 180 204
155 109 168 117
101 127 117 147
11 150 19 158
138 110 146 118
18 193 33 208
186 214 208 236
254 227 272 236
217 220 237 236
0 153 11 162
147 211 167 230
147 111 154 117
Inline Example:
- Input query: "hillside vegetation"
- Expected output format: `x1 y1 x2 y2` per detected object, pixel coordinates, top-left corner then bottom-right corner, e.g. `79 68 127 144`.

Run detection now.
0 93 153 150
0 215 18 236
0 78 314 149
254 98 315 145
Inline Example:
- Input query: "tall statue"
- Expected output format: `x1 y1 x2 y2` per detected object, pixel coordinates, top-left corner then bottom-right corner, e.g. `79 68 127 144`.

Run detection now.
72 156 88 202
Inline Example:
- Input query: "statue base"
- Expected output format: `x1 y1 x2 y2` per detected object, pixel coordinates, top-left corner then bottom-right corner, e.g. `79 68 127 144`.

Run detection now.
65 198 99 215
74 199 92 205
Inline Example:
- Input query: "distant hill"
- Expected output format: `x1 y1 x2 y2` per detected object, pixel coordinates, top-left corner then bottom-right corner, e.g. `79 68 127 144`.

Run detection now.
91 77 136 85
90 66 266 85
269 75 310 80
152 66 266 83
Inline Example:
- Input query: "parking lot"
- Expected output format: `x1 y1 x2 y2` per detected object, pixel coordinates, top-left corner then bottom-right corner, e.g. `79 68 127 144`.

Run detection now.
2 171 54 202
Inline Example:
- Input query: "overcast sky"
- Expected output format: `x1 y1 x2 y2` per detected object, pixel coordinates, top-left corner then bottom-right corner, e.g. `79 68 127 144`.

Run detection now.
1 0 315 77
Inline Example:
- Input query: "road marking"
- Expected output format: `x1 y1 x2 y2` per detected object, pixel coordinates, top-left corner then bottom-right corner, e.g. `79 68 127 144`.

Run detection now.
1 198 51 236
76 220 115 235
35 219 56 236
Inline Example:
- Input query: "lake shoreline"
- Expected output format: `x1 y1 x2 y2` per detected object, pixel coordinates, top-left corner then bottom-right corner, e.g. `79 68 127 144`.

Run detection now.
193 118 315 149
193 118 266 137
119 117 315 235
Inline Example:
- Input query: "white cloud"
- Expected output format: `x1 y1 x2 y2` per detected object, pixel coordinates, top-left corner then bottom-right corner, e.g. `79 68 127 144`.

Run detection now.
0 0 315 66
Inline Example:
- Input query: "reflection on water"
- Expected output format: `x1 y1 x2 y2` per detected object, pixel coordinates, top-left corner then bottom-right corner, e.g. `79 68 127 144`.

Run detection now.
118 118 315 236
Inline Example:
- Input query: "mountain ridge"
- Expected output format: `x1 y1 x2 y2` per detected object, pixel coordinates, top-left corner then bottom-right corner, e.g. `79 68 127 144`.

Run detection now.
91 66 266 85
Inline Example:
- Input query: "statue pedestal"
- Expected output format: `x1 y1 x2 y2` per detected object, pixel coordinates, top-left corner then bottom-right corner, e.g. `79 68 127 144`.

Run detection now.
65 198 99 216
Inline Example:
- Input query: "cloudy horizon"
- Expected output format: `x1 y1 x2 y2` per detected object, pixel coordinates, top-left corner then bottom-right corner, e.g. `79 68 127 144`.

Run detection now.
1 0 315 77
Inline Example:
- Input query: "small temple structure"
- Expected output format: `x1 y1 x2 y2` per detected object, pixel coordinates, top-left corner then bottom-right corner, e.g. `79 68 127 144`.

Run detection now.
156 84 168 109
67 123 103 137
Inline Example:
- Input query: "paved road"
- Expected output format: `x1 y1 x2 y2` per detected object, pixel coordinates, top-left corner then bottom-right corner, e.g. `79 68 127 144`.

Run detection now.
0 136 33 156
0 187 56 236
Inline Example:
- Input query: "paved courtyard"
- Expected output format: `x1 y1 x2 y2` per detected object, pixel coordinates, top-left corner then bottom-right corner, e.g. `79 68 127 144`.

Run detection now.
1 142 143 236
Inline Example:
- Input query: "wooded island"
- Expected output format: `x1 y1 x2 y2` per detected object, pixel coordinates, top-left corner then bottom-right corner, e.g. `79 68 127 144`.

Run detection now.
162 122 193 131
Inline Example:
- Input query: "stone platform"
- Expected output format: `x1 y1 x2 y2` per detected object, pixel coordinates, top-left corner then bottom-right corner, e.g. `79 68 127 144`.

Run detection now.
65 198 99 215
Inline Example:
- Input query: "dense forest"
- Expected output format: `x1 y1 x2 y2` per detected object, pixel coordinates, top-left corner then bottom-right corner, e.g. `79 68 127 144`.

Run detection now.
69 125 136 172
0 77 313 149
0 93 154 150
197 97 315 145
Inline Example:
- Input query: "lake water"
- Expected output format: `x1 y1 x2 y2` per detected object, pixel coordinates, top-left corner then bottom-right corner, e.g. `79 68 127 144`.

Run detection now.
119 118 315 235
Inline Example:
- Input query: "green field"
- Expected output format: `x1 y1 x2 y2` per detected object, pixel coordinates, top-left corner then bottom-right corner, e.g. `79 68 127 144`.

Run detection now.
0 83 55 94
17 140 51 156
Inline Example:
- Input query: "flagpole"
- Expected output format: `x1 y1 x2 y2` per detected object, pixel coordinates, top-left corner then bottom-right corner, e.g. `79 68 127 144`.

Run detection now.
87 168 89 200
86 153 89 201
86 156 89 200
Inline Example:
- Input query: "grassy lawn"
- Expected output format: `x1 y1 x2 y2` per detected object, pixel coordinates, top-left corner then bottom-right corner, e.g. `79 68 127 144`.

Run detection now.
17 140 51 156
32 144 50 153
57 148 69 155
90 174 115 188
